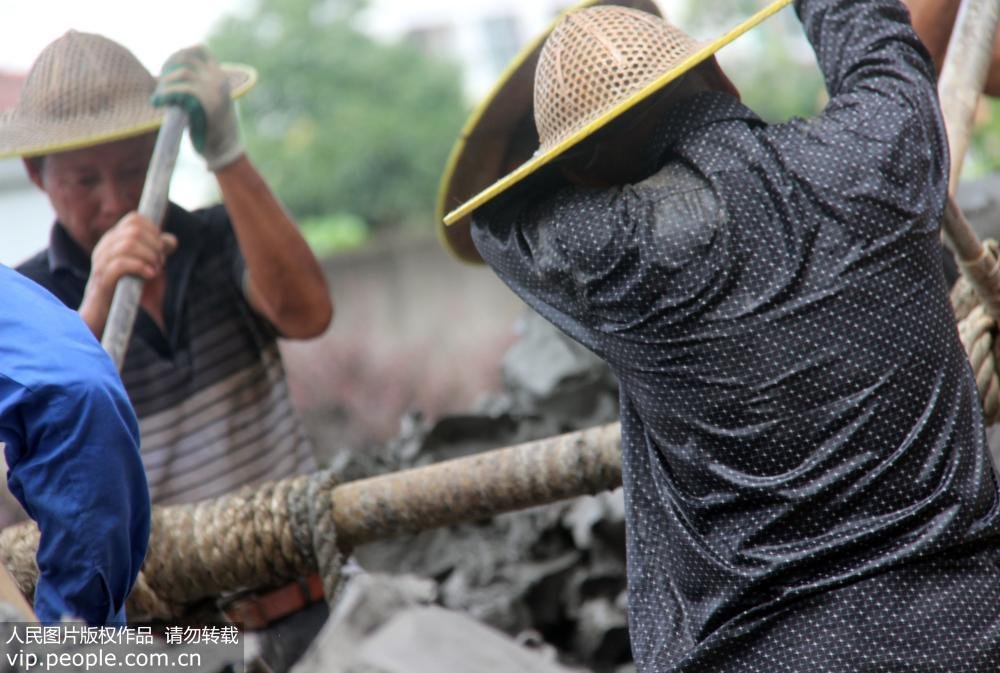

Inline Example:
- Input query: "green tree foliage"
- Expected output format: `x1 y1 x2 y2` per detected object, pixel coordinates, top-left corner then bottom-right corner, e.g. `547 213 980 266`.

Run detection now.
967 101 1000 178
208 0 468 230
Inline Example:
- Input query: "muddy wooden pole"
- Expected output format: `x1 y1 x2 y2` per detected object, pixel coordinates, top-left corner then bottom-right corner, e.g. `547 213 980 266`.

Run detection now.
100 107 187 370
0 423 624 620
333 422 622 548
936 0 1000 261
938 0 1000 194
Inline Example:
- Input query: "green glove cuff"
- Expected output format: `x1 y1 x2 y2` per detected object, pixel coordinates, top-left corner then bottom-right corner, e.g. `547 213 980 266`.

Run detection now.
152 47 243 171
150 91 208 153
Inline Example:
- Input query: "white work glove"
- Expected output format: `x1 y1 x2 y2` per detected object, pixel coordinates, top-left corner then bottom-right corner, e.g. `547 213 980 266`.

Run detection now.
152 46 243 171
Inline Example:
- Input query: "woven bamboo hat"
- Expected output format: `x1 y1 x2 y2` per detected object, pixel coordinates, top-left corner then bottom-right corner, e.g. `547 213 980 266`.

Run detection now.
436 0 662 264
438 0 792 263
0 30 256 159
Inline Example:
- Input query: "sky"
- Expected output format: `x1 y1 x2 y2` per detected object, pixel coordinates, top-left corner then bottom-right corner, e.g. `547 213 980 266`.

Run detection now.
0 0 247 74
0 0 251 265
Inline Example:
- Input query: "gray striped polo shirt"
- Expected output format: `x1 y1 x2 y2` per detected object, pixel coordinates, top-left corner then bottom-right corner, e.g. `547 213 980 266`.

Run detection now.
18 203 317 505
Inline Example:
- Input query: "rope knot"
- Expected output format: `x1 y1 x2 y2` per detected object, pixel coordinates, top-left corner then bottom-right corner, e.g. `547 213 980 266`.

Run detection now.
953 239 1000 424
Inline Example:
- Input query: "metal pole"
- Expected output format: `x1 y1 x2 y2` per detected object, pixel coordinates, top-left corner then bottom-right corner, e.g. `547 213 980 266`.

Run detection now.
100 107 188 370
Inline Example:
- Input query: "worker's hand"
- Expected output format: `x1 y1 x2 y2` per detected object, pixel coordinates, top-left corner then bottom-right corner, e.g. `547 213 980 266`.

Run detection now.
152 46 243 171
83 212 178 310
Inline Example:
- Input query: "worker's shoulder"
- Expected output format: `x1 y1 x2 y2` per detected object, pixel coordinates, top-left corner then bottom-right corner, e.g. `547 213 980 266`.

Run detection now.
0 263 70 325
182 202 230 226
632 161 724 234
0 265 116 394
169 202 238 255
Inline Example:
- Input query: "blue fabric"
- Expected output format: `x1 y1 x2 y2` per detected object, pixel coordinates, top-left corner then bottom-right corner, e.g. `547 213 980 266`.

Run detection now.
472 0 1000 670
0 264 150 625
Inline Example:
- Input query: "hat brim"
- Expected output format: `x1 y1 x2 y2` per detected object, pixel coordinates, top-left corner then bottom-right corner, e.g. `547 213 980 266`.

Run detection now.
0 63 258 159
438 0 793 264
436 0 663 264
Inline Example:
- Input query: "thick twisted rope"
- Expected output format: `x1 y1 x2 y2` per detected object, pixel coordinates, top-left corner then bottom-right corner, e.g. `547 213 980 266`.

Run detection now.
0 471 343 621
951 231 1000 425
0 424 622 621
298 471 342 602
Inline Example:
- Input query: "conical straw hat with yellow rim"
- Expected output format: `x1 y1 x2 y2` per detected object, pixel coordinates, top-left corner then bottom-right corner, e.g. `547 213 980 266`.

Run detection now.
0 30 257 159
437 0 793 264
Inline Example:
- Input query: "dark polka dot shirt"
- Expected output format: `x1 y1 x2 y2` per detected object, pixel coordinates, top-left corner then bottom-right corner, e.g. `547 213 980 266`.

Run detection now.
471 0 1000 670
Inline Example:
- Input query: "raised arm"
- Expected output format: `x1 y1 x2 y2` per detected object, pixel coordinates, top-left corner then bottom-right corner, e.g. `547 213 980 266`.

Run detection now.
797 0 942 113
902 0 1000 96
763 0 951 230
213 155 333 338
153 46 333 339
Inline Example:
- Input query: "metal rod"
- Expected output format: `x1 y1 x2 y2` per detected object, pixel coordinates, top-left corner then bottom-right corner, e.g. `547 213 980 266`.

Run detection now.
100 107 189 370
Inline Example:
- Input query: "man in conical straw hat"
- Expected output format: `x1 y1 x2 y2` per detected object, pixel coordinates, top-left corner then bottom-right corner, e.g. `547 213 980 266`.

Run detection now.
440 0 1000 669
1 32 332 650
4 33 331 505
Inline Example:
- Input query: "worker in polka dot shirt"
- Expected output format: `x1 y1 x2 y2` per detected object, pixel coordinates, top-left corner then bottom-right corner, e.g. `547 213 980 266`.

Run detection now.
465 0 1000 670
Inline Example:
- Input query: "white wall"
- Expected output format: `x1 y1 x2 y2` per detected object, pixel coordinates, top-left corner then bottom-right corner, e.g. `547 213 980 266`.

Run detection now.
0 158 51 267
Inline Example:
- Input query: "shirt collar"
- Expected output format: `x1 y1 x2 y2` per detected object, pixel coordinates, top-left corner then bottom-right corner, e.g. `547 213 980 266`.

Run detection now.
47 222 91 279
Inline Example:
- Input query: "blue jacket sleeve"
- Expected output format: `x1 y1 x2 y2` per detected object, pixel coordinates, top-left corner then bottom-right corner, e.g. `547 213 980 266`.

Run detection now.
2 369 150 625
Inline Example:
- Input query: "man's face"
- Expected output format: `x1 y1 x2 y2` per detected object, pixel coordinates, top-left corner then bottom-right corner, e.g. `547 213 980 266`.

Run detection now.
24 132 156 254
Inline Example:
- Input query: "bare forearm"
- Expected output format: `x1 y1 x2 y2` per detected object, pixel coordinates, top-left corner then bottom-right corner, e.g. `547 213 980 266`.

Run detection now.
903 0 958 68
215 156 333 338
903 0 1000 96
988 33 1000 96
